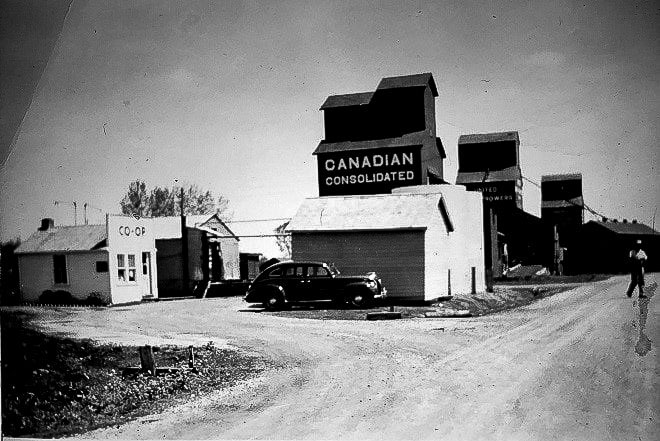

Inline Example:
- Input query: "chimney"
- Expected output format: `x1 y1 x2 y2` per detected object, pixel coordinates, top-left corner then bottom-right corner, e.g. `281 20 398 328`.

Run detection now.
623 219 628 223
613 219 618 223
39 218 55 231
602 217 608 222
632 219 638 224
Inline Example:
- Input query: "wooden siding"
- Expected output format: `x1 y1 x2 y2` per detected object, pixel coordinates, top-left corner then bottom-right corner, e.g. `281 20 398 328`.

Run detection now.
292 230 424 299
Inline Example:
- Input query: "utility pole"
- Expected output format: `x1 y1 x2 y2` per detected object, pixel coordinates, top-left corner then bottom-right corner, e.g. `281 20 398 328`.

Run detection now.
180 188 190 295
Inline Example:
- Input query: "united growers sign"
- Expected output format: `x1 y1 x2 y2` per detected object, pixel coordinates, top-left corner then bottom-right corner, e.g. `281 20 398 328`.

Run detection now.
317 146 422 196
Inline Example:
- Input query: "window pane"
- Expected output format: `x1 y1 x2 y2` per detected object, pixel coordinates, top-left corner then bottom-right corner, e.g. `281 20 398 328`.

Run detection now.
295 267 304 277
285 267 295 276
118 269 126 281
96 261 109 273
128 269 136 282
317 267 328 276
270 268 282 277
117 254 125 268
128 254 136 268
306 267 315 277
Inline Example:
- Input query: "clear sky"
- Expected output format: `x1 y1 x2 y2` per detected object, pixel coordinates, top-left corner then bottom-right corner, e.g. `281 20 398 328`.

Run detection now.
1 0 659 251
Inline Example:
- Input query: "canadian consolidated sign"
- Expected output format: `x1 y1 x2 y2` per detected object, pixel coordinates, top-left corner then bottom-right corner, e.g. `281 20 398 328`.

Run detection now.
317 146 422 196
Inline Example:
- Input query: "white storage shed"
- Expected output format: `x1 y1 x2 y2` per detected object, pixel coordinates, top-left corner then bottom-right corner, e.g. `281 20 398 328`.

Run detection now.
287 185 485 300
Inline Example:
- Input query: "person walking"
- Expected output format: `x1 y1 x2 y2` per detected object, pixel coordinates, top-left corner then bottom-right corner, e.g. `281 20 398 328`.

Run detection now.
626 240 648 298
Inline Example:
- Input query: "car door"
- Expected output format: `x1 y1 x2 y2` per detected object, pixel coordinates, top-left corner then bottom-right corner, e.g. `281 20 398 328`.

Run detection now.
292 265 315 301
308 264 334 300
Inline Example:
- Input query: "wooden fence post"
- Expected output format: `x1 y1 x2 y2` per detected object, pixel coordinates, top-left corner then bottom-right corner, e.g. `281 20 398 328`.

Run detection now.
139 345 156 375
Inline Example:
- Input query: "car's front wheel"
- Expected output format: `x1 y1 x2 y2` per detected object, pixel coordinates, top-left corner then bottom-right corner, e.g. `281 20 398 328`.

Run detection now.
349 290 372 308
263 289 285 311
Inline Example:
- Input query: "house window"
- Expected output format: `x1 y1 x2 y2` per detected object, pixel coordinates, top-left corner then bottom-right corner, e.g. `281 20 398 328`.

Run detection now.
127 254 136 282
53 254 68 284
96 261 109 273
117 254 126 281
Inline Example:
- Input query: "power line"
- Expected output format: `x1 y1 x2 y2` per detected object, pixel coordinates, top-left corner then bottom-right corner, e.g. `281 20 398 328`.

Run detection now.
226 217 290 223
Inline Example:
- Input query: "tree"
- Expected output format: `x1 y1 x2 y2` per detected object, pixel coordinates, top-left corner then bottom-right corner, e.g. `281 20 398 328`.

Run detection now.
119 180 231 219
1 238 21 305
119 180 149 217
275 221 291 258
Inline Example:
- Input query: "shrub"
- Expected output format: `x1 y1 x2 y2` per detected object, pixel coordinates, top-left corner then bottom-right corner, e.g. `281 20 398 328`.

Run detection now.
85 292 109 306
39 290 76 305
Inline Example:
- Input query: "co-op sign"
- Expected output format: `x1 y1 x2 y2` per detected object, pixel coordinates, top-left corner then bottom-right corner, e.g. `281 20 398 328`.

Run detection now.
317 147 422 196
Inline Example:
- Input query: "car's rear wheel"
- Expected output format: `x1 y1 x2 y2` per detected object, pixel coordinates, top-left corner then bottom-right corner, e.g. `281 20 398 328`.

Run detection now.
263 289 285 311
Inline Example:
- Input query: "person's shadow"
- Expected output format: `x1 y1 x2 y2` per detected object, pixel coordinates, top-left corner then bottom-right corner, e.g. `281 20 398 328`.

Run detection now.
635 282 656 356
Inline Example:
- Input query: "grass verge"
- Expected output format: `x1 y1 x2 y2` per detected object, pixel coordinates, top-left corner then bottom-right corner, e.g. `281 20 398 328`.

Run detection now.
1 310 269 438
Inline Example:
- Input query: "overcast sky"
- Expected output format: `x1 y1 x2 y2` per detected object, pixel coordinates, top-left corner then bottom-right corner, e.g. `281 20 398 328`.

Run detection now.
1 0 658 251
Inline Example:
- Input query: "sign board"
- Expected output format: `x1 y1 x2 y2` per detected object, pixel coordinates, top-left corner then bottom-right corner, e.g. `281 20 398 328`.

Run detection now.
317 146 422 196
107 215 155 250
465 181 522 208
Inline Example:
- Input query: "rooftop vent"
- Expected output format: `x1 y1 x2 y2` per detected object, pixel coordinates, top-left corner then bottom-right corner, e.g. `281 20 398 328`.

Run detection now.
612 219 618 223
623 219 628 223
632 219 638 224
602 217 608 222
38 218 54 231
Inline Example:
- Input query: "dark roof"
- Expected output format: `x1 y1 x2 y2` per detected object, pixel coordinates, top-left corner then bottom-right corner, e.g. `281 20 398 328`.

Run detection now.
320 92 374 110
376 73 438 97
313 132 426 155
541 197 584 209
541 173 582 182
456 166 522 184
588 220 659 236
16 225 107 254
458 131 519 144
320 73 438 110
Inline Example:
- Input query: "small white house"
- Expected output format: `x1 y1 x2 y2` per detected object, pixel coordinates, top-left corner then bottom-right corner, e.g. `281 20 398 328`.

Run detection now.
287 185 485 300
16 215 158 305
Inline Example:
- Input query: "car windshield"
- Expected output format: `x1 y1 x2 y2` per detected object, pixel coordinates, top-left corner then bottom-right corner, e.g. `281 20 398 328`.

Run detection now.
327 263 340 276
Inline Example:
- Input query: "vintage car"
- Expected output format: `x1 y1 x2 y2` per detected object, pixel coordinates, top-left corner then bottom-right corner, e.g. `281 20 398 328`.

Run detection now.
244 261 387 310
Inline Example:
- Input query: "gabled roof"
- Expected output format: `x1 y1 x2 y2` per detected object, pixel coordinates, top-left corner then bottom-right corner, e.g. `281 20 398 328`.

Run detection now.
151 215 238 240
377 73 438 97
541 173 582 182
587 220 659 236
320 92 374 110
287 191 455 233
458 131 519 144
320 73 438 110
16 225 107 254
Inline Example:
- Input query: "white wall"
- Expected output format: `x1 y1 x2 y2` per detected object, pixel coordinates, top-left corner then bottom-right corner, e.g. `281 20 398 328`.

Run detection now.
18 251 111 303
107 215 159 304
219 238 240 280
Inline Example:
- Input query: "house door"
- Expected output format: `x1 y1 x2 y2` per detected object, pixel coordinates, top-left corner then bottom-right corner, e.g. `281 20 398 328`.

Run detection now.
210 243 223 281
141 252 153 297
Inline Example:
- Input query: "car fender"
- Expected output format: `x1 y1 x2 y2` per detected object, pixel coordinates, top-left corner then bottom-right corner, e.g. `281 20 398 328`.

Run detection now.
261 283 287 299
345 281 373 295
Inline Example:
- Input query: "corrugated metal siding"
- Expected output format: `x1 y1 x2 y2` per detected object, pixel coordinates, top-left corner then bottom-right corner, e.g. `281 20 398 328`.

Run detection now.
292 231 424 299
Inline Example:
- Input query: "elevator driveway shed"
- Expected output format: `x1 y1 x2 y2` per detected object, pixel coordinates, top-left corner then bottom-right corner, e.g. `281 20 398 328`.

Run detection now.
287 185 485 300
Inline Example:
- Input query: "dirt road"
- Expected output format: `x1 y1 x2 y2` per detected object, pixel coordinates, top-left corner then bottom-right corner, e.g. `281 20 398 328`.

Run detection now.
27 274 658 440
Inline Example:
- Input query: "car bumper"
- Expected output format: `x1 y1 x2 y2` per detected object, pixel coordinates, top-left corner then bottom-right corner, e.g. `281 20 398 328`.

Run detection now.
373 288 387 300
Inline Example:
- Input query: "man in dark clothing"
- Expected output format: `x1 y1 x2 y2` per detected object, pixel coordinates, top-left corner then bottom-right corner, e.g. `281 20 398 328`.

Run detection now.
626 240 648 298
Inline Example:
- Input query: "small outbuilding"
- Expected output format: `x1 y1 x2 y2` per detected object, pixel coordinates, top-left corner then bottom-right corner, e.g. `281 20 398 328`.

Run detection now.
15 215 158 305
287 185 484 301
152 214 239 296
